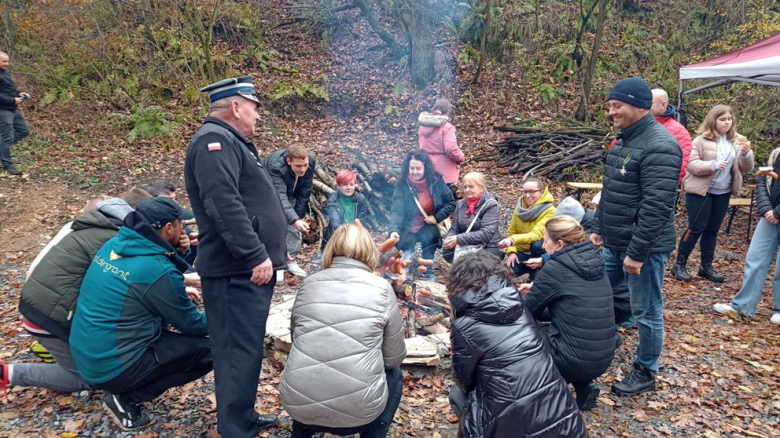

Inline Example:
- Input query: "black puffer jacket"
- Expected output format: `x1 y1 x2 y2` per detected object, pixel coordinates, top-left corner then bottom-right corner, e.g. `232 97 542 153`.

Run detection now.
756 148 780 217
0 69 20 111
524 241 616 383
591 113 682 261
451 276 588 438
389 175 455 239
264 149 316 224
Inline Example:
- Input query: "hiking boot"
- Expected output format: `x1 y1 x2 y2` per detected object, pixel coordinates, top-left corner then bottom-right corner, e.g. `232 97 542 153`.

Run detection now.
619 316 637 328
2 166 21 175
256 413 277 431
612 362 656 396
671 254 691 281
572 381 600 411
286 261 308 278
698 258 725 283
103 393 152 430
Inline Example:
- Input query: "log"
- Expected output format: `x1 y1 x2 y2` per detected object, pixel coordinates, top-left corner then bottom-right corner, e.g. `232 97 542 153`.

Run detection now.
406 309 417 337
313 180 335 196
315 167 336 188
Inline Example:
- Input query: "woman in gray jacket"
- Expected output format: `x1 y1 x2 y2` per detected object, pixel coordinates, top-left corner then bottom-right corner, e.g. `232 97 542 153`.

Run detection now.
280 223 407 438
442 172 502 263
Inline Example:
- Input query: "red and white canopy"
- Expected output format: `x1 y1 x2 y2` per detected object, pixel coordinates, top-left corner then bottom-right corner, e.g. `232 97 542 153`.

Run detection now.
680 33 780 84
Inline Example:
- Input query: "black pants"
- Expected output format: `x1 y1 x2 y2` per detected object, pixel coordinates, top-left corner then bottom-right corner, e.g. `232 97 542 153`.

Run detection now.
291 368 404 438
0 109 29 169
443 245 504 264
678 192 731 263
98 330 212 404
511 240 545 277
397 224 440 260
202 274 276 438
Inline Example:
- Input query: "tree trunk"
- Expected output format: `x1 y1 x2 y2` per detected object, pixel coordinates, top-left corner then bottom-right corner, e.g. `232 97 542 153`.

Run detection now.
139 0 157 62
471 0 491 85
2 0 16 47
399 0 435 89
353 0 406 59
575 0 608 121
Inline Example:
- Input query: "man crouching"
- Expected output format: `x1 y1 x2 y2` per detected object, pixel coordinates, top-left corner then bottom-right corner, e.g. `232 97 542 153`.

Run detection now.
69 197 211 430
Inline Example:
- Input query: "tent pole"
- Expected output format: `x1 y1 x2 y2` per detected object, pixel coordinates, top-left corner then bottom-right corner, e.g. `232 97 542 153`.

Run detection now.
677 79 684 123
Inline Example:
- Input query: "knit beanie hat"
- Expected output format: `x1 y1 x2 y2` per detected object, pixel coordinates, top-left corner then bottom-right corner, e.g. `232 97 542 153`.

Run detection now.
554 197 585 223
608 77 652 110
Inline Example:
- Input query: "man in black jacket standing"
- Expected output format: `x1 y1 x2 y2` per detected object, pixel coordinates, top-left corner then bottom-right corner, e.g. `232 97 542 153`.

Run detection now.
0 51 30 175
264 145 315 277
590 77 681 397
184 75 286 437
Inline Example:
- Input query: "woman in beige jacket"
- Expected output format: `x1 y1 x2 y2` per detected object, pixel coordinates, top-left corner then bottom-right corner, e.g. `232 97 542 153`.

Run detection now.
672 105 754 282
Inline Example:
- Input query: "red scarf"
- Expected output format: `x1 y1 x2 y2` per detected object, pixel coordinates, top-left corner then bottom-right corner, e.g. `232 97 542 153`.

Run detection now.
407 176 433 233
466 196 480 215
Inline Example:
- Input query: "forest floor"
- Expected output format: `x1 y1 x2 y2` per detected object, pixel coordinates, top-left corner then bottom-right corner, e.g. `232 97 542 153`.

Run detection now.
1 2 779 437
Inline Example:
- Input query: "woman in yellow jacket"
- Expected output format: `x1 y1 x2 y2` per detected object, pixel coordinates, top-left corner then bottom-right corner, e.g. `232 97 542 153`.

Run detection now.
499 177 555 278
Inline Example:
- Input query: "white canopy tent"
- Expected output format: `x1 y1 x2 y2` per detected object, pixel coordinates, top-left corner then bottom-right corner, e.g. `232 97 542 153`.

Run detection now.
678 33 780 124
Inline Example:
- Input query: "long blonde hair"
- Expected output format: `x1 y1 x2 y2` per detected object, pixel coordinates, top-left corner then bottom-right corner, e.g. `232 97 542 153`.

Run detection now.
322 223 378 270
545 216 587 246
696 104 736 141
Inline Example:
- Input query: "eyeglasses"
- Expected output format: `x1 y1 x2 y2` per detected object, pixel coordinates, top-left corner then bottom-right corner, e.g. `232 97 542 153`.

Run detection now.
522 190 541 196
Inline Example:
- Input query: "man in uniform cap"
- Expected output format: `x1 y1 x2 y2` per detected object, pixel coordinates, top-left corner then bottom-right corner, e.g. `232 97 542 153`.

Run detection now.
184 75 287 436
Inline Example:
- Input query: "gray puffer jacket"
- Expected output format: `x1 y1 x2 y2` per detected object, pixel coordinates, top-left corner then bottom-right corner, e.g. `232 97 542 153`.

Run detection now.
279 257 407 428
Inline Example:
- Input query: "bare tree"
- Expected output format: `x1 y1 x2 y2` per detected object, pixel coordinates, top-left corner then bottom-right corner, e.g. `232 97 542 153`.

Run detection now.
471 0 492 85
398 0 435 88
574 0 610 121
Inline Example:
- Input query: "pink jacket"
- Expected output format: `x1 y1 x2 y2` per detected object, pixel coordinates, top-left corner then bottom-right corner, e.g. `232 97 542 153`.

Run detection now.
418 112 464 184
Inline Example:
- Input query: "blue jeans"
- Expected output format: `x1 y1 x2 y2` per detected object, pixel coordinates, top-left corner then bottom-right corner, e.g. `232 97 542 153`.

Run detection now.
730 218 780 317
511 240 545 277
602 247 670 373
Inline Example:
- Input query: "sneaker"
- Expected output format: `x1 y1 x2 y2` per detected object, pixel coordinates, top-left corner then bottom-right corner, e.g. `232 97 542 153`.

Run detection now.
612 362 656 396
2 166 21 175
619 316 637 328
286 261 308 278
31 340 56 364
1 362 10 399
103 393 152 430
713 303 739 317
771 313 780 326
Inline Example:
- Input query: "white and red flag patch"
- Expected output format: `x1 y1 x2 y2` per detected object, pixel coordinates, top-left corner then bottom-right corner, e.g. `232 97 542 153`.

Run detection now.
208 142 222 152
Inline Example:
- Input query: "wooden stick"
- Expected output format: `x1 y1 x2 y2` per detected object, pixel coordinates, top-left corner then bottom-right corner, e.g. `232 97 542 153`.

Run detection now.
313 180 335 196
315 167 336 188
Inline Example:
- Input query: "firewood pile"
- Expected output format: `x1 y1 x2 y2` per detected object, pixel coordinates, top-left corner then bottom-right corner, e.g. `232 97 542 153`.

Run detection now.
492 126 611 179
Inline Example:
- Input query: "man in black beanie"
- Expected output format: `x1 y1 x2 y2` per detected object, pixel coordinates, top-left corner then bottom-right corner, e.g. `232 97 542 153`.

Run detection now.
590 77 682 397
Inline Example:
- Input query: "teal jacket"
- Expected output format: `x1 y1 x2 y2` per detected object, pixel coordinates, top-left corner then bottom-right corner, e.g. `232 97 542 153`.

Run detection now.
70 212 208 384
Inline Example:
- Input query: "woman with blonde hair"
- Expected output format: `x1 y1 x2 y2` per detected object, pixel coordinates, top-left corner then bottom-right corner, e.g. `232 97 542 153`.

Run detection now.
519 215 616 411
673 105 754 282
280 224 407 438
442 172 501 263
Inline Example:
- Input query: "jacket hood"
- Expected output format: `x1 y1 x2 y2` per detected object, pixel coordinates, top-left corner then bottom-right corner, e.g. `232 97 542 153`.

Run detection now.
418 112 449 138
518 186 555 210
452 275 524 324
548 240 604 282
71 208 122 232
658 104 678 120
97 198 134 222
113 211 189 273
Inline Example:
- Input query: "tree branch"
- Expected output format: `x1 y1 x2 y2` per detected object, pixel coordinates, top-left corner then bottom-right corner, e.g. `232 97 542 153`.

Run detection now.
353 0 407 59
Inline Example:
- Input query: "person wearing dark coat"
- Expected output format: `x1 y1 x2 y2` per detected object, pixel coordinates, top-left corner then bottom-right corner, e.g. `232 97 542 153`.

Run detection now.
520 216 617 411
184 75 285 437
264 146 316 277
0 51 30 175
323 169 372 247
590 77 681 397
442 172 501 263
447 252 588 438
389 151 455 277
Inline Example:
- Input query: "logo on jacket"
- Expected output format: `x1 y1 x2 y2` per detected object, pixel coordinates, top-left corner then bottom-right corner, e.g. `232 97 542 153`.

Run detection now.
620 154 632 176
208 142 222 152
110 249 122 261
93 255 130 280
